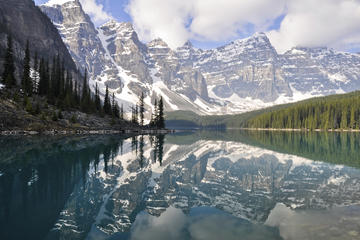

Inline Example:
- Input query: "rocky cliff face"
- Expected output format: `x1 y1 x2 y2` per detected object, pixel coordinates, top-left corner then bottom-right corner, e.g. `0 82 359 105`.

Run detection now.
40 0 360 115
0 0 77 82
189 33 291 102
281 47 360 95
41 1 210 115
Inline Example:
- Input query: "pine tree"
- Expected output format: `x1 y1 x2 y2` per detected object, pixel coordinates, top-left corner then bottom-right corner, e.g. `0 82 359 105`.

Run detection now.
73 81 79 106
32 51 39 93
103 85 111 115
131 106 136 123
95 82 101 112
59 60 65 99
81 69 89 112
120 104 124 120
150 99 158 127
139 92 145 126
48 56 57 103
350 106 356 129
157 96 165 129
64 71 73 109
81 69 88 101
51 55 61 99
22 40 32 95
38 58 49 96
112 92 119 118
135 105 139 124
340 107 348 129
2 34 16 88
131 105 139 124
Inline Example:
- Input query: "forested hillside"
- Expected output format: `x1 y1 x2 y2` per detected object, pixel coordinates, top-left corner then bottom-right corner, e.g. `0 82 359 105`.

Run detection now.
245 91 360 130
166 91 360 130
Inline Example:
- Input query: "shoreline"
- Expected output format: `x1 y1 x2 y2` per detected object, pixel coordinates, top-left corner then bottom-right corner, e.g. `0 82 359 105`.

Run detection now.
238 128 360 132
0 128 175 136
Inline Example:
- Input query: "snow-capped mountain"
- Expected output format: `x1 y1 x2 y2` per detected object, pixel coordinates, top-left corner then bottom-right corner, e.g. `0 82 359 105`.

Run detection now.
40 0 360 115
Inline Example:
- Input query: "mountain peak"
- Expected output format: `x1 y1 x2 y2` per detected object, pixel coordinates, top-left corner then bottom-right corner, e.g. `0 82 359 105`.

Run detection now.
182 40 193 48
252 32 267 38
43 0 78 7
101 20 135 33
102 20 131 28
233 32 270 44
147 38 169 49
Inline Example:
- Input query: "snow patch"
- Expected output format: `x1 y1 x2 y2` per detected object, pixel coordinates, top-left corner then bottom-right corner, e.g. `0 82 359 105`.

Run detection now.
44 0 74 6
328 73 349 84
152 81 179 110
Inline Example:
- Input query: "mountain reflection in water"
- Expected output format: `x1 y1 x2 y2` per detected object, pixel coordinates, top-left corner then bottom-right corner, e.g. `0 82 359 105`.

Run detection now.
0 131 360 240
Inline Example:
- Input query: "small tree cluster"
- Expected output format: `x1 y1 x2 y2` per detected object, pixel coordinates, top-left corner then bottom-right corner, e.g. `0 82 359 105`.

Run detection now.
130 92 145 126
149 96 165 129
2 34 16 88
102 85 122 119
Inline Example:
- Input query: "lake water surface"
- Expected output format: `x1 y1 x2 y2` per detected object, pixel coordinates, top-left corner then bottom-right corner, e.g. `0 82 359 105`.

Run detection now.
1 131 360 240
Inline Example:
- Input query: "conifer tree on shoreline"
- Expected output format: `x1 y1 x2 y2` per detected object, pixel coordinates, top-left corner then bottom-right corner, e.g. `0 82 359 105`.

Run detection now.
2 34 16 88
22 40 32 95
103 85 111 115
149 96 165 129
139 92 145 126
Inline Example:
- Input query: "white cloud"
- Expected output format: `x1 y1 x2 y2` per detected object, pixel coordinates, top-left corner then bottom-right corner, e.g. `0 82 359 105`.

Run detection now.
268 0 360 53
127 0 285 49
80 0 112 25
127 0 360 52
190 0 285 42
126 0 194 48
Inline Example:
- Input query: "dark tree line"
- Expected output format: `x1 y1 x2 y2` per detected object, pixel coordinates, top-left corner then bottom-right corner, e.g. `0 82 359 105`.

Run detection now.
0 35 124 119
1 34 167 128
2 34 16 88
149 96 165 129
130 93 165 128
246 92 360 130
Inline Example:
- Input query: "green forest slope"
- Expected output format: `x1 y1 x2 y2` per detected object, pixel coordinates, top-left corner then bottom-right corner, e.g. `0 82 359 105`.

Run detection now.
166 91 360 130
245 91 360 130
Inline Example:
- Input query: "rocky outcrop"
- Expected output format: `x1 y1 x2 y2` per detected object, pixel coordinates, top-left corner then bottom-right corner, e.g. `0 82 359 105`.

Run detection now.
99 20 151 85
187 33 292 102
281 47 360 94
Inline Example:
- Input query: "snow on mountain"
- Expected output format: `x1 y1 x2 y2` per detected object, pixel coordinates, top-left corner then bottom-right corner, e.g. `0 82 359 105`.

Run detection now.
40 0 360 116
44 0 75 6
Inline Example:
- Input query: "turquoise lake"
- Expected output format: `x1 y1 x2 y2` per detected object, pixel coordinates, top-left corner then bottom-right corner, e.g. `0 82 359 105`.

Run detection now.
0 131 360 240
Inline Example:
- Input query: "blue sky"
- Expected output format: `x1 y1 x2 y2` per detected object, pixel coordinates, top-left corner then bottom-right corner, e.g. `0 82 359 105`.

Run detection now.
35 0 360 53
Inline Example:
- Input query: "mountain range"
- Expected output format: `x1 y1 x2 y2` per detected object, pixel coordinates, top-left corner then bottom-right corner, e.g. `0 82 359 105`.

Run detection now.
40 0 360 116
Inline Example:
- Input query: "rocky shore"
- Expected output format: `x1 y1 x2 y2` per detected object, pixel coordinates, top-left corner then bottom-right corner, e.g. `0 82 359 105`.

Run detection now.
0 91 172 136
0 129 173 136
